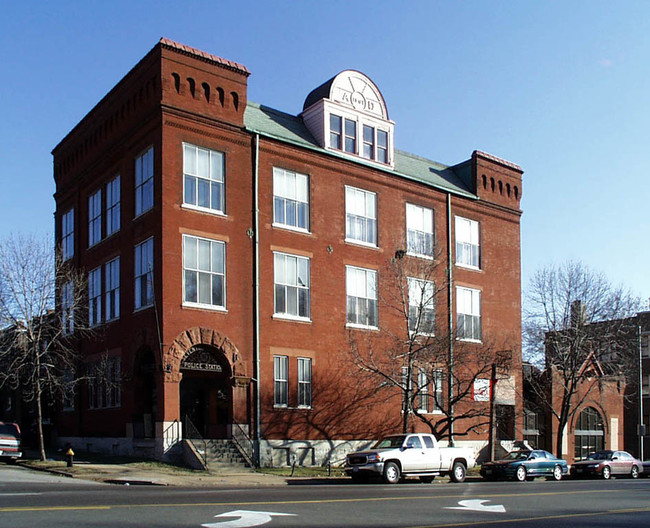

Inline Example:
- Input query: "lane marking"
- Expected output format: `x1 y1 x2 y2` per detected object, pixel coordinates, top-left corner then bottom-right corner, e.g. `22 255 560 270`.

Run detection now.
0 487 639 514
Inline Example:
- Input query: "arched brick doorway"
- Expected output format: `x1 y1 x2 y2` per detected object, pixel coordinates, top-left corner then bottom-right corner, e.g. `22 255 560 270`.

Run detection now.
180 345 231 438
166 327 249 440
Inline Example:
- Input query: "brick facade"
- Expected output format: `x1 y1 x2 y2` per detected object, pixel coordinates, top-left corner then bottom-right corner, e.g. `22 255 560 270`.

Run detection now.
52 39 524 466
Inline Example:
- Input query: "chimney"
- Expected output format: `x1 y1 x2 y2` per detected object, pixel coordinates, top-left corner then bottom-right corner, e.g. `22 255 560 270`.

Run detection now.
571 300 587 328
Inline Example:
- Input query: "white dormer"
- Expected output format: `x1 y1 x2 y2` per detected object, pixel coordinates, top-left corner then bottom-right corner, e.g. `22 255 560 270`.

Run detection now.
301 70 395 168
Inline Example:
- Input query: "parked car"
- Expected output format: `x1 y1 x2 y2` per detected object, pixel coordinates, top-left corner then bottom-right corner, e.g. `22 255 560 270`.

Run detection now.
480 449 568 482
344 433 476 484
0 422 22 463
570 450 643 479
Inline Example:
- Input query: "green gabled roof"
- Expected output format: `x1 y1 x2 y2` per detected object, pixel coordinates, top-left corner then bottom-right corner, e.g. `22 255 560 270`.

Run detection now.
244 102 477 199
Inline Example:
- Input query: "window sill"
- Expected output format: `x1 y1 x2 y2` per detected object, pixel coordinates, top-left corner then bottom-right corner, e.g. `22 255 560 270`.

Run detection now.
272 222 311 235
416 410 443 415
134 207 154 221
273 405 312 411
406 251 434 261
457 337 482 344
273 314 312 324
346 323 379 331
182 302 227 313
455 263 481 272
345 238 379 250
133 305 153 314
181 203 227 217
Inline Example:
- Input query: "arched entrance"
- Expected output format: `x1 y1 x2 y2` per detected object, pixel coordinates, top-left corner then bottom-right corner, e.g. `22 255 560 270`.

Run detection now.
179 345 232 438
574 406 605 461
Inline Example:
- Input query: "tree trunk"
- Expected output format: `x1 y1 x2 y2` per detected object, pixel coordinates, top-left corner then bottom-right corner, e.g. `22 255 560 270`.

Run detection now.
35 377 46 461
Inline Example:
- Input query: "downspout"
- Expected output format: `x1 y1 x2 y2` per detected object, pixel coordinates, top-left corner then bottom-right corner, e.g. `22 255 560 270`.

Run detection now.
639 325 644 459
447 192 454 446
252 133 261 467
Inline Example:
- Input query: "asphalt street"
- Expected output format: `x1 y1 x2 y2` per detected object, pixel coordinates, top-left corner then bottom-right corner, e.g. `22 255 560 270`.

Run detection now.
1 464 649 527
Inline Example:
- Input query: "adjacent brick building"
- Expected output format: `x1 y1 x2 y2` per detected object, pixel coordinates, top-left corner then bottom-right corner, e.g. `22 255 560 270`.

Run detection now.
52 39 524 466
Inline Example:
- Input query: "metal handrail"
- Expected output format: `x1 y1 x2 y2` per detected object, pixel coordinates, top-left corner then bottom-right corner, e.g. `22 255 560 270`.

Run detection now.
184 415 207 469
231 422 256 468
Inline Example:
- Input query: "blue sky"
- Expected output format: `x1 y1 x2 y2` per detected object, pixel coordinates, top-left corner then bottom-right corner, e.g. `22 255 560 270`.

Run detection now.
1 1 648 303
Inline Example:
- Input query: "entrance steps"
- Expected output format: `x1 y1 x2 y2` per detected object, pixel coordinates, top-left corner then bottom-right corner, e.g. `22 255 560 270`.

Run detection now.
184 438 250 471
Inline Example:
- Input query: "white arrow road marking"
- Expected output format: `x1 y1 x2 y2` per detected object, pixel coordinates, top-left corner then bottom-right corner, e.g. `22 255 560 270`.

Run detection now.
202 510 296 528
445 499 506 513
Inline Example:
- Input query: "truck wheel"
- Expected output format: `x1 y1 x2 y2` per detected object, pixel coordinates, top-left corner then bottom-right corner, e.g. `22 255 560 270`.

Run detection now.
383 462 401 484
515 465 527 482
419 476 435 483
450 461 466 483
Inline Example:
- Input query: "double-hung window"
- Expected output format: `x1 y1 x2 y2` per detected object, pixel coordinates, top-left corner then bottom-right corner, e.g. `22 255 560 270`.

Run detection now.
455 216 480 269
88 190 102 247
105 257 120 321
274 253 310 319
406 203 434 257
346 266 378 328
61 208 74 260
183 143 225 213
330 114 342 150
273 168 309 231
88 266 102 326
274 355 288 407
345 186 377 246
457 286 481 341
362 125 375 159
134 238 154 310
88 357 121 410
362 125 389 162
418 369 443 413
344 118 356 153
135 146 154 216
183 235 225 309
408 278 435 335
418 371 430 413
377 130 388 163
298 357 312 408
61 280 74 335
106 176 120 237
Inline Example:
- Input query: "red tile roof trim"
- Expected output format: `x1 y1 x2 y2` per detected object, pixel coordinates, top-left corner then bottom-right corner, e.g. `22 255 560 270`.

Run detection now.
159 38 250 76
473 150 522 172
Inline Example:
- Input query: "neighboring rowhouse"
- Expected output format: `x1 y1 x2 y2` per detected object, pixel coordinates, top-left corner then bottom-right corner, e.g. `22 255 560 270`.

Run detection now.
52 38 524 466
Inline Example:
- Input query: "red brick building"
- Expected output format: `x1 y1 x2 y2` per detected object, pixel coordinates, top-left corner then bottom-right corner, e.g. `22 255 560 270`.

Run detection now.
52 39 524 466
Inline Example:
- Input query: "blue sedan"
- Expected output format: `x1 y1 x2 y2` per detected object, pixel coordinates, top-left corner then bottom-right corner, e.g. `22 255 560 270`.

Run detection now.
480 450 569 482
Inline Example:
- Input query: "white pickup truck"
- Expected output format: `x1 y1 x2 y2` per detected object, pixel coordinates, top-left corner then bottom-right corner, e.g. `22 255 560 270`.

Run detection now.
344 433 475 484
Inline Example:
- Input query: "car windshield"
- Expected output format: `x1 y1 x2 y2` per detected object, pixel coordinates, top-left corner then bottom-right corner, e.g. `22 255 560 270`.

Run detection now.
587 451 613 461
502 451 530 461
374 436 406 449
0 424 19 436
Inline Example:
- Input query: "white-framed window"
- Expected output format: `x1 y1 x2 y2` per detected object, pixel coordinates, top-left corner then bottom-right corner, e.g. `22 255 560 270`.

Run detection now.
105 257 120 321
88 190 102 247
418 369 443 413
330 114 342 150
455 216 480 269
135 146 154 216
183 235 225 309
298 357 312 408
106 175 120 237
88 356 121 410
88 266 102 326
406 203 434 258
457 286 481 341
61 280 74 335
344 117 356 153
408 278 435 335
345 186 377 246
183 143 225 213
346 266 378 328
362 125 389 162
377 129 388 163
273 168 309 231
274 253 310 319
61 208 74 261
134 237 154 310
274 355 289 407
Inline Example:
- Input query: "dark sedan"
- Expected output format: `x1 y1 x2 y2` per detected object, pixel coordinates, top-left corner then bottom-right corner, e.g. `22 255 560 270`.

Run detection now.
481 450 568 482
570 450 643 479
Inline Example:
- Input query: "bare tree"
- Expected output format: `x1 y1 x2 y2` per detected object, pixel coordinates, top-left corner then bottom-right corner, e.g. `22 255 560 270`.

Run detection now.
0 233 91 461
523 260 640 458
349 250 513 441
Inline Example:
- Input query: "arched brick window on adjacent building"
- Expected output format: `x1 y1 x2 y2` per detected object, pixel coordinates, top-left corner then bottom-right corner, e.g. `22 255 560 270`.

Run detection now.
574 407 605 461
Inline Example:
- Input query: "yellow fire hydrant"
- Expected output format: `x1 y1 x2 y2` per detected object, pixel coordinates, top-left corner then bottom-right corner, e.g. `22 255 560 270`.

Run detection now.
65 447 74 468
